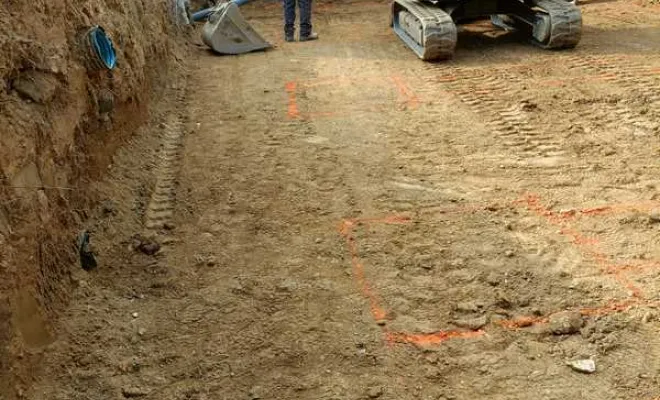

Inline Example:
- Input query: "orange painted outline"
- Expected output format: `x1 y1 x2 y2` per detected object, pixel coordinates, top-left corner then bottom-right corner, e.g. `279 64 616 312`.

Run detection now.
285 81 299 119
339 215 486 346
340 197 660 347
285 75 419 120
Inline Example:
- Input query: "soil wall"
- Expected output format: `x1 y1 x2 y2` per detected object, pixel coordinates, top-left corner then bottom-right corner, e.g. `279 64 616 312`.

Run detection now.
0 1 187 397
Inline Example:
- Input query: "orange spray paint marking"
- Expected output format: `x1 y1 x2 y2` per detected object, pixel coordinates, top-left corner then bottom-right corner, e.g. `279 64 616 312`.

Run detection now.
339 216 413 325
518 194 646 298
340 214 489 347
390 76 419 109
387 330 485 345
285 81 299 119
341 198 660 347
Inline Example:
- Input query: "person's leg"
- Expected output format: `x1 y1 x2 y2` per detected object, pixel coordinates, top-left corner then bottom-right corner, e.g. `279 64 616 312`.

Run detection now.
283 0 296 41
298 0 318 40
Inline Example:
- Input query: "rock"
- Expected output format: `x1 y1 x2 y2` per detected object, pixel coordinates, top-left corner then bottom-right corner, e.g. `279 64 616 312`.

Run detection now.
12 70 59 104
549 311 583 335
494 294 513 309
454 301 479 313
137 328 146 336
520 100 538 111
101 200 117 215
248 386 262 399
649 209 660 223
122 387 148 398
642 311 656 323
568 359 596 374
277 278 298 292
505 250 515 257
131 234 161 255
367 386 383 398
98 89 114 114
454 315 488 330
485 272 500 286
132 312 139 319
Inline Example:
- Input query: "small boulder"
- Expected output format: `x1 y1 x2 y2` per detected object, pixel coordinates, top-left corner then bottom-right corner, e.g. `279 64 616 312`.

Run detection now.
548 311 583 335
454 315 489 331
567 359 596 374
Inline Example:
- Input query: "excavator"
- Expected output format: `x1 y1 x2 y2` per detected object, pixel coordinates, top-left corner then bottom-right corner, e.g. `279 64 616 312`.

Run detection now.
392 0 582 60
197 0 582 61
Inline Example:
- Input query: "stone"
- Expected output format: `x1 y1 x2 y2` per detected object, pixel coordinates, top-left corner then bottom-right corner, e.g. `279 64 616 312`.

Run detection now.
101 200 117 215
132 234 161 255
132 312 139 319
568 359 596 374
548 311 583 335
98 89 114 114
485 272 500 286
455 301 479 313
12 70 59 104
454 315 489 331
649 209 660 223
367 386 383 398
642 311 656 323
122 387 148 398
248 386 262 399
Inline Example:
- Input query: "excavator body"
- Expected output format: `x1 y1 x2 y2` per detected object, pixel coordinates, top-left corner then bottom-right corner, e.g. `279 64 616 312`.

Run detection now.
392 0 582 60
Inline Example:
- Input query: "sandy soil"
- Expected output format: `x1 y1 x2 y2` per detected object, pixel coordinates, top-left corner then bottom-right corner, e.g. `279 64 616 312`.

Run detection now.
23 0 660 399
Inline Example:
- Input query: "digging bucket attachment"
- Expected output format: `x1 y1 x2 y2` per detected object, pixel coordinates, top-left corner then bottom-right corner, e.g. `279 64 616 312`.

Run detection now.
201 2 271 55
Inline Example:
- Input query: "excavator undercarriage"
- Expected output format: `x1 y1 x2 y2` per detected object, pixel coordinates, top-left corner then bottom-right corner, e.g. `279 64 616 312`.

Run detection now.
392 0 582 60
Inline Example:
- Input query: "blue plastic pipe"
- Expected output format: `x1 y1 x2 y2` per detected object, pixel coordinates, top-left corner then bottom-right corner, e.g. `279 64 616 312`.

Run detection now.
88 26 116 70
192 0 255 22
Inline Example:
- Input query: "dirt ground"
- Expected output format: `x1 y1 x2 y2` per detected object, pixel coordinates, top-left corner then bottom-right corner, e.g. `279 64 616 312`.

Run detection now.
22 0 660 399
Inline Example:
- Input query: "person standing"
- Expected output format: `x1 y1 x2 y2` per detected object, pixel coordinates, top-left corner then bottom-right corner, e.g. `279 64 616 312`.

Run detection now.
283 0 318 42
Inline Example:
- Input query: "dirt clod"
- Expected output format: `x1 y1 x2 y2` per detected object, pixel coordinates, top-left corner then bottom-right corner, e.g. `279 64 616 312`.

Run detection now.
132 235 161 255
454 315 489 330
121 387 148 398
367 386 384 398
454 301 480 313
549 311 583 335
12 70 58 104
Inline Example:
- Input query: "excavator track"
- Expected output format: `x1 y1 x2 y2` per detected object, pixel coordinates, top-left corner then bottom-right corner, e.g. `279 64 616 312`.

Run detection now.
392 0 457 61
526 0 582 49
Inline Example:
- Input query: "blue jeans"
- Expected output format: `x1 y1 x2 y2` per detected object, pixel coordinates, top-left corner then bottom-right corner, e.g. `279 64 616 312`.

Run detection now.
284 0 313 36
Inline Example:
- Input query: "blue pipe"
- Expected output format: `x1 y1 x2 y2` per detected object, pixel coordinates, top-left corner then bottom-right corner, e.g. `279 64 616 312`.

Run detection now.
192 8 214 21
192 0 255 22
88 26 116 70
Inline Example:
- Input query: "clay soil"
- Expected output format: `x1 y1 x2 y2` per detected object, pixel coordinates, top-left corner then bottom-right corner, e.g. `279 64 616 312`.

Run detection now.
22 0 660 399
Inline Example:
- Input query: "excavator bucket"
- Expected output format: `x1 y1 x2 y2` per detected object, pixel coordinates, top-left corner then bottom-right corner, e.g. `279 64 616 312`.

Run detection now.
201 2 271 55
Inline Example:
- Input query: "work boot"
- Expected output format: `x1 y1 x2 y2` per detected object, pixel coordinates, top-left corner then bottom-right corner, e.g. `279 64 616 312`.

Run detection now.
299 32 319 42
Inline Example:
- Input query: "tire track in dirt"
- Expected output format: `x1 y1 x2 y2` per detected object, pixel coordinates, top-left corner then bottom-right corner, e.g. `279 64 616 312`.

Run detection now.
424 66 565 159
144 91 186 236
564 54 660 134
